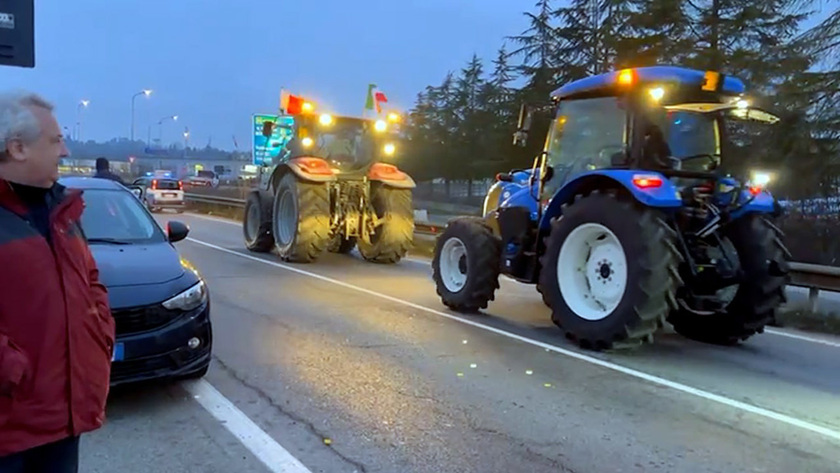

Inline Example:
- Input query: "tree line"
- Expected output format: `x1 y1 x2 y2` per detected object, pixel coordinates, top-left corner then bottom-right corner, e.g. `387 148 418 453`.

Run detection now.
399 0 839 200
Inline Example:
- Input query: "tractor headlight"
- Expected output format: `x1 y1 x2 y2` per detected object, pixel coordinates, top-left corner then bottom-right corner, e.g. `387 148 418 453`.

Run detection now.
162 280 208 311
750 171 771 187
747 170 773 195
648 87 665 101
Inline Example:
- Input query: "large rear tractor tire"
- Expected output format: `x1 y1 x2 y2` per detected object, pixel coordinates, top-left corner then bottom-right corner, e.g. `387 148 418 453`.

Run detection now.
432 217 502 312
539 190 682 350
357 184 414 264
243 192 274 253
668 215 790 345
272 173 331 263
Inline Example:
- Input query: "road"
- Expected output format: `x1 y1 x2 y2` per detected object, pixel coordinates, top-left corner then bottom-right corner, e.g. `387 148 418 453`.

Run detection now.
81 212 840 472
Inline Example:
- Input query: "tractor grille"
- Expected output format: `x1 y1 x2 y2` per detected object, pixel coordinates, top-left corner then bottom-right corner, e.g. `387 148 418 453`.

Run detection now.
112 304 176 336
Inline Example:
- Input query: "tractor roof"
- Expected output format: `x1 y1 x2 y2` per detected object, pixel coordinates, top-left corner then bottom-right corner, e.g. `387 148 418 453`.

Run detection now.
551 66 746 100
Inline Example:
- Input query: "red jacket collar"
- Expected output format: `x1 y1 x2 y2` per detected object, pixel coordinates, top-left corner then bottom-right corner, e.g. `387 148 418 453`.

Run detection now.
0 178 81 217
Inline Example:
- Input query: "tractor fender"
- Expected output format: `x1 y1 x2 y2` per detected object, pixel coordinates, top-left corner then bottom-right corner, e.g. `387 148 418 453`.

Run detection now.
268 159 337 194
539 170 683 231
729 190 777 219
367 162 416 189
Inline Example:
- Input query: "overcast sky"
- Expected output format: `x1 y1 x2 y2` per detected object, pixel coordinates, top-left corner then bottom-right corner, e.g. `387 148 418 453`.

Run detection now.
0 1 832 151
0 0 527 150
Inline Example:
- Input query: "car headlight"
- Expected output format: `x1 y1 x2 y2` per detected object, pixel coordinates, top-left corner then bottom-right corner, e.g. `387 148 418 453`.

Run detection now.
162 280 208 311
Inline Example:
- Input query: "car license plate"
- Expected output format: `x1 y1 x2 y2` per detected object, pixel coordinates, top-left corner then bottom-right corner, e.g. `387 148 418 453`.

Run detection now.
163 193 176 197
111 343 124 362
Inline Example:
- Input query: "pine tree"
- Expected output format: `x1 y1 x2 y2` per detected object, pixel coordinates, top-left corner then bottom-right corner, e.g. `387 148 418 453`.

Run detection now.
552 0 637 76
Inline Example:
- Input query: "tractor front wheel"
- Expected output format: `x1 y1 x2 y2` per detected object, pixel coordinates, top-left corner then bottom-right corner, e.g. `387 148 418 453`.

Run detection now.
432 217 502 312
539 190 682 350
272 173 331 263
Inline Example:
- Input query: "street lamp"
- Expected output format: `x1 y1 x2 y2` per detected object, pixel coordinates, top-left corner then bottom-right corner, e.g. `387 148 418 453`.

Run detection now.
130 89 152 141
76 99 89 141
157 114 178 144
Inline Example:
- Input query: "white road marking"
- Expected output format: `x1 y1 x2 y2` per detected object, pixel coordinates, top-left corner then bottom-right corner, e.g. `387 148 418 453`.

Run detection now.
764 328 840 348
185 212 240 226
183 379 312 473
186 236 840 443
180 212 840 349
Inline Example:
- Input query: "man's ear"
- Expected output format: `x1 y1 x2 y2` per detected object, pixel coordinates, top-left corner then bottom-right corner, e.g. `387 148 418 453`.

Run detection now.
5 139 26 162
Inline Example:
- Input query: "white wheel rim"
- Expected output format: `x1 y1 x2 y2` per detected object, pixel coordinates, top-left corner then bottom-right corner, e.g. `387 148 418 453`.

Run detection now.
440 237 468 293
556 223 628 321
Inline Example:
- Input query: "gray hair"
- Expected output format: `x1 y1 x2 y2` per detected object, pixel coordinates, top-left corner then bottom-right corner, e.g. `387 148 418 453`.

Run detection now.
0 90 54 161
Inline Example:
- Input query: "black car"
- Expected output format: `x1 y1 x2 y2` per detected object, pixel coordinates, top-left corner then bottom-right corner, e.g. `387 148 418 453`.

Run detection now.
60 176 212 386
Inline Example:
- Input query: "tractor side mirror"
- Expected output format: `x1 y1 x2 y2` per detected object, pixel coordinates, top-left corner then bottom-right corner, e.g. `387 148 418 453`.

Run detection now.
513 103 533 147
262 121 274 137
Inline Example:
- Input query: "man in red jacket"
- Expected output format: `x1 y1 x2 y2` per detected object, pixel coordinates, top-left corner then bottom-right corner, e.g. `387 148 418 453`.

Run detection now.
0 91 115 472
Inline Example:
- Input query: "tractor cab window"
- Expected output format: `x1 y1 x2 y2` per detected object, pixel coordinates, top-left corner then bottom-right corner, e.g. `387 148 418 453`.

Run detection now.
646 107 721 172
543 96 627 193
288 120 377 170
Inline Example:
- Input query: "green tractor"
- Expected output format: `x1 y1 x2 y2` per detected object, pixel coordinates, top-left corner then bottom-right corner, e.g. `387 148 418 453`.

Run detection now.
243 108 415 263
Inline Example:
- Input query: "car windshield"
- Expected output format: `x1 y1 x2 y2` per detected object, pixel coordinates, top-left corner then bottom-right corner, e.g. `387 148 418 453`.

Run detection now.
79 189 166 244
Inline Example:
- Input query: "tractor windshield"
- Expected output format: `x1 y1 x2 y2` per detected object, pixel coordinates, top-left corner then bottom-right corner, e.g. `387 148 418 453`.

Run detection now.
288 116 386 171
544 96 627 176
540 96 627 197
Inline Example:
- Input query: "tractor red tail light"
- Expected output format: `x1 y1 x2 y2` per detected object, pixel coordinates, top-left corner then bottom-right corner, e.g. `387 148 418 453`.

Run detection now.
748 185 762 196
178 180 183 190
632 174 663 189
152 179 158 190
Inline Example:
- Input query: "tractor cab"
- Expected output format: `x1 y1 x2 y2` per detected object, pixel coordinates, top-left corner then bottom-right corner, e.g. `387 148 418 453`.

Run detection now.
514 66 781 201
262 112 399 174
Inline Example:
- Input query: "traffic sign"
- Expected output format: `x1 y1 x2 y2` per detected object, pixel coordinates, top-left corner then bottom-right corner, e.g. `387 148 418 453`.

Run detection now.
252 114 294 166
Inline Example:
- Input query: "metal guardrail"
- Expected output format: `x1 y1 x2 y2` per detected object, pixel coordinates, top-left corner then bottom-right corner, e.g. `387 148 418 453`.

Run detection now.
184 193 441 235
185 193 247 208
184 193 840 310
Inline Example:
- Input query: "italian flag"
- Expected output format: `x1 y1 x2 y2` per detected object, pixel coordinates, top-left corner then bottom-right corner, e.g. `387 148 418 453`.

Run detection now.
365 84 388 114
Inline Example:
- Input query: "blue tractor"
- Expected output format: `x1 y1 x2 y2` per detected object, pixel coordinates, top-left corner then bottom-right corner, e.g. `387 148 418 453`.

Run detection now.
431 66 791 349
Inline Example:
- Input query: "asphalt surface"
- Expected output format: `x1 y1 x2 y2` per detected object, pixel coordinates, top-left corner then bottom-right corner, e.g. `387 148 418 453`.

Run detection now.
81 211 840 472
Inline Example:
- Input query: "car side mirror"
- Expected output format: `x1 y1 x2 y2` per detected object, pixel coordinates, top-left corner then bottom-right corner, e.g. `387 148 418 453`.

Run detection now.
127 185 144 200
167 220 190 243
